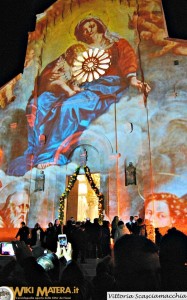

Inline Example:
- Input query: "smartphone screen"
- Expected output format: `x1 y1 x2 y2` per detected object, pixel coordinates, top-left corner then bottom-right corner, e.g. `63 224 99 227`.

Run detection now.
58 234 67 247
1 242 15 256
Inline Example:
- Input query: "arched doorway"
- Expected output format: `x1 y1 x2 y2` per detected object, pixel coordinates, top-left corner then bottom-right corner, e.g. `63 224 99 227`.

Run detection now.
65 173 100 222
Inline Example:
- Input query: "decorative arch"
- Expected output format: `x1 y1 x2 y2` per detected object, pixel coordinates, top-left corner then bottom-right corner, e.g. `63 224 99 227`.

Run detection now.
59 165 104 225
54 129 114 167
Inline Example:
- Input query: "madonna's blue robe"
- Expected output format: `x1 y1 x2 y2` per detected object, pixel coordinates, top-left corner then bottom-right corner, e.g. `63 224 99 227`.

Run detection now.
7 38 138 176
7 76 128 175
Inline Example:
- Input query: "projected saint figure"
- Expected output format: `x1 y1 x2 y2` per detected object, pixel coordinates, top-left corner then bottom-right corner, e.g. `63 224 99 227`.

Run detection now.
7 17 151 176
144 192 187 232
0 187 30 228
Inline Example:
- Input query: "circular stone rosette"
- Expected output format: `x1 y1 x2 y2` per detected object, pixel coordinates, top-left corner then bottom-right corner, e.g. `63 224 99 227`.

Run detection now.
72 48 111 83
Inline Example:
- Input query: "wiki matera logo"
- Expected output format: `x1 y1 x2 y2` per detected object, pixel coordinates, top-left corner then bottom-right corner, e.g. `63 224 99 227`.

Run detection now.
0 287 14 300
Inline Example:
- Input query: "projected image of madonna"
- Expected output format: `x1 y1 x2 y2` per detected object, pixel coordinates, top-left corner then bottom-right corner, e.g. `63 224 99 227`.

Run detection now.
144 192 187 231
7 16 151 176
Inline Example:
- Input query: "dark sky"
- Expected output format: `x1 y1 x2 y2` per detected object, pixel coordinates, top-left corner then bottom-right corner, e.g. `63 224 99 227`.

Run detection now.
162 0 187 40
0 0 187 88
0 0 56 87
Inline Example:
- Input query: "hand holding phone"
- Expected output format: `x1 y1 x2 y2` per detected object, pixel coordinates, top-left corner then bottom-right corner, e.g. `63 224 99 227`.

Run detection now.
58 234 67 248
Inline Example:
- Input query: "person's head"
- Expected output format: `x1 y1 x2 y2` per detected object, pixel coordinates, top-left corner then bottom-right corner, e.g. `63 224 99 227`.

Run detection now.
66 219 72 227
96 255 114 276
144 192 186 228
59 260 84 286
134 215 139 222
21 221 26 227
75 221 81 228
74 17 107 44
159 227 187 267
34 223 40 229
65 43 86 66
137 217 144 226
2 189 30 227
114 234 160 291
112 216 119 224
117 220 124 228
130 216 134 222
54 219 60 226
48 222 53 228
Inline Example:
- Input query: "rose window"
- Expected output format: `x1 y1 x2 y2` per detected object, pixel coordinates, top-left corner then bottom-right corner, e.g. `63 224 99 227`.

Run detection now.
72 48 111 83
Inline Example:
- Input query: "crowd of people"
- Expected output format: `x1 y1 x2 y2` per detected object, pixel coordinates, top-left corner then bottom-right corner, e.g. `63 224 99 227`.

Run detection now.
14 215 154 258
14 217 112 260
15 219 62 252
0 214 186 299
